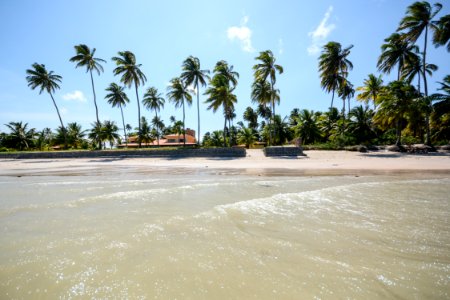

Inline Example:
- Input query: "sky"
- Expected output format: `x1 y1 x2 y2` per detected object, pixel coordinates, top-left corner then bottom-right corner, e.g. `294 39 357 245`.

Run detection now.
0 0 449 140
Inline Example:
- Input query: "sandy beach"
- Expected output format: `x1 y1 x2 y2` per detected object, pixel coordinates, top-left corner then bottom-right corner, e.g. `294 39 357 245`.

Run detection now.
1 149 449 176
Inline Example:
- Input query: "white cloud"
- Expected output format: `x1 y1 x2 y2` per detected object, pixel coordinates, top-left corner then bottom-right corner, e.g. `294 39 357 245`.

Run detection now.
278 38 284 55
62 90 87 102
227 16 255 53
307 6 336 56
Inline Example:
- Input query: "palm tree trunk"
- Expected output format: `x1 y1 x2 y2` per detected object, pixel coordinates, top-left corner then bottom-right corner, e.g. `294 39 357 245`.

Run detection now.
182 100 186 147
120 105 127 147
196 78 200 146
135 82 142 148
90 70 102 150
330 87 335 108
395 120 402 146
223 116 227 147
49 92 67 148
423 25 431 146
156 111 160 147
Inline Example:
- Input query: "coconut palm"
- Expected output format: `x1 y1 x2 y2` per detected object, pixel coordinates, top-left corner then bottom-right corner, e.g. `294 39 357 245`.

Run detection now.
374 81 420 146
112 51 147 147
237 126 257 149
69 44 106 126
253 50 283 145
377 33 419 80
356 74 384 109
138 116 155 145
66 122 86 149
347 106 376 144
143 87 165 146
26 63 66 145
105 83 130 147
180 56 210 145
243 106 258 130
4 121 36 150
294 110 321 144
402 56 438 93
319 42 353 109
167 77 192 147
151 116 165 144
205 61 239 147
102 120 120 149
433 14 450 51
338 79 355 119
88 122 104 149
398 1 442 96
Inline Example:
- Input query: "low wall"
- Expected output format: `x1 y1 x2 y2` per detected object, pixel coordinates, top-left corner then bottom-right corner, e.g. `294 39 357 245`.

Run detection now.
263 146 305 157
0 148 247 159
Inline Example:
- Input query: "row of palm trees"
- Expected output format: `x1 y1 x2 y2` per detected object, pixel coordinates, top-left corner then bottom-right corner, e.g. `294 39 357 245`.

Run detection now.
14 1 449 152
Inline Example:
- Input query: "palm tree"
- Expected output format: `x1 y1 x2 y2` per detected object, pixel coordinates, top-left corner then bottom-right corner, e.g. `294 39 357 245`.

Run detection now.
402 56 438 93
4 121 36 150
69 44 106 126
338 79 355 120
167 77 192 147
180 56 210 145
356 74 384 109
102 120 120 149
151 116 165 144
237 126 257 148
66 122 86 149
319 42 353 109
294 110 321 144
139 116 155 146
433 14 450 51
347 106 376 144
398 1 442 97
205 61 239 147
112 51 147 147
253 50 283 145
26 63 66 145
105 83 130 147
374 81 420 146
143 87 165 146
243 106 258 130
88 122 104 149
377 33 419 80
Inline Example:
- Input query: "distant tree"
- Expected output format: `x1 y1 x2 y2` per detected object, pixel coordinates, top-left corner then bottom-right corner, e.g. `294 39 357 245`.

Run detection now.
105 83 130 147
347 105 376 144
243 106 258 130
151 115 165 144
356 74 384 109
237 126 257 148
112 51 147 147
4 121 36 150
102 120 120 149
26 63 66 146
167 77 192 147
294 110 321 144
66 122 86 149
143 87 165 146
181 56 210 145
319 42 353 109
69 44 106 127
139 116 155 145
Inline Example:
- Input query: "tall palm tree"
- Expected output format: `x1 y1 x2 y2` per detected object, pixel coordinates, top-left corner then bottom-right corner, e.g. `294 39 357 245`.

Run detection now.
398 1 443 146
143 87 165 146
26 63 66 146
398 1 442 96
69 44 106 126
402 56 438 93
377 33 419 80
356 74 384 109
433 14 450 51
338 79 355 119
319 42 353 109
167 77 192 147
180 56 210 145
243 106 258 130
204 61 239 147
105 83 130 147
112 51 147 147
253 50 283 145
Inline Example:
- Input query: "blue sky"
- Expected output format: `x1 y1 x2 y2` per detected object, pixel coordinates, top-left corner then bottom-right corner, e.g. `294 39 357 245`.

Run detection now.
0 0 449 138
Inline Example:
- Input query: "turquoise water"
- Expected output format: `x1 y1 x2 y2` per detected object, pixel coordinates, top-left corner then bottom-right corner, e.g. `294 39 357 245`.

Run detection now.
1 171 449 299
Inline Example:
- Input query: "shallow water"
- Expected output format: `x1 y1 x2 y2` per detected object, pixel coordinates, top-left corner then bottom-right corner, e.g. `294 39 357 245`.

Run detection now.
0 171 449 299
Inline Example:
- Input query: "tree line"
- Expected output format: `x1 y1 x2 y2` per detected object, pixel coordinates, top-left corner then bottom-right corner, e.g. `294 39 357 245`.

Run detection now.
1 1 449 151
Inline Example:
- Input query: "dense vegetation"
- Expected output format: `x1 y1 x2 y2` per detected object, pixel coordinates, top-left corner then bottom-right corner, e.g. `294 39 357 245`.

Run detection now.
1 1 449 152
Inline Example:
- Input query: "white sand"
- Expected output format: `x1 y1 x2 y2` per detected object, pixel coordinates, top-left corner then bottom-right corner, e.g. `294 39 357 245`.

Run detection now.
1 150 449 176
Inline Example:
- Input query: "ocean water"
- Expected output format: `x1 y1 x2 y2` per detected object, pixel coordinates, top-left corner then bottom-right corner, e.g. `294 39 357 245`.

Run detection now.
0 170 449 299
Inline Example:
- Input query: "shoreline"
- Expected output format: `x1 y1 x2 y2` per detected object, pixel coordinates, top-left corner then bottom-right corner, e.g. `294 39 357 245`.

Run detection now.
1 150 449 177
